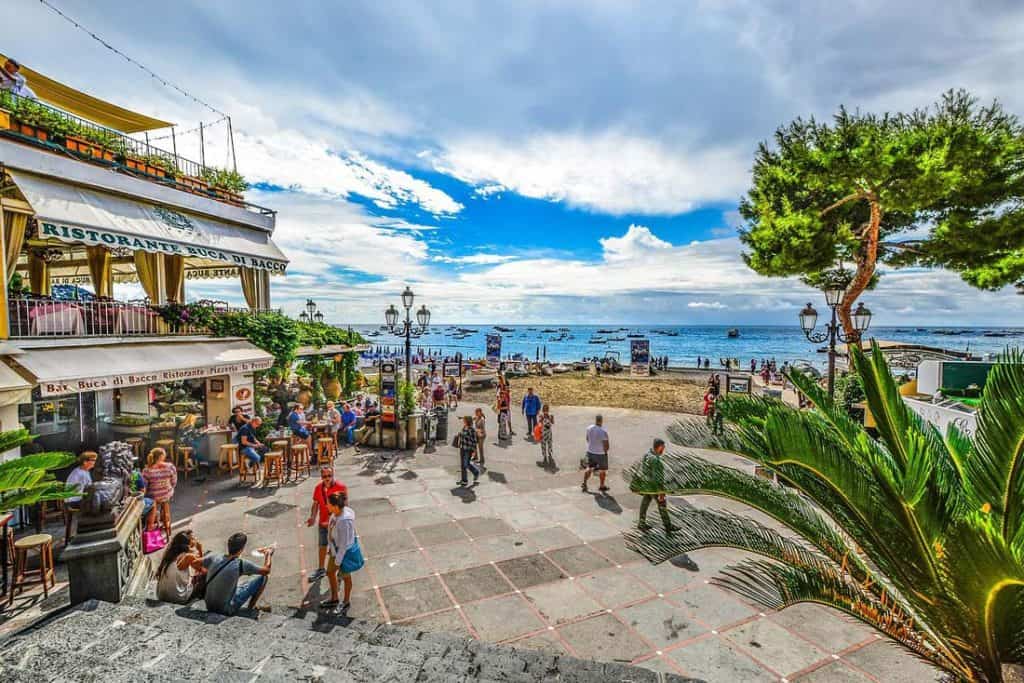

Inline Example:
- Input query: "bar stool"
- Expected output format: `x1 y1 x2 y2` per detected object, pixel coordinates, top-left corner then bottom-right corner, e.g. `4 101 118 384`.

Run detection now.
154 439 176 464
290 442 310 478
316 437 335 466
269 438 289 476
39 499 64 525
177 446 196 480
238 452 259 485
9 533 55 604
125 437 145 462
263 451 284 486
219 443 239 473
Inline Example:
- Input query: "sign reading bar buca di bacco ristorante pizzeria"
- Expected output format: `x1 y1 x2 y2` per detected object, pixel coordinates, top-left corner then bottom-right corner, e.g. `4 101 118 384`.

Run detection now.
39 358 274 397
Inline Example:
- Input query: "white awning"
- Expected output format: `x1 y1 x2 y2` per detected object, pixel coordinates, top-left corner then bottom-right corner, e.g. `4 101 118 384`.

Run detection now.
0 360 33 406
11 338 275 397
10 171 288 273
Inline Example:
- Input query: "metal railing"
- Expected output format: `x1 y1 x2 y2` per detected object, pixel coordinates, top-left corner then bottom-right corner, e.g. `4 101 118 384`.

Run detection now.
0 91 275 216
7 297 258 338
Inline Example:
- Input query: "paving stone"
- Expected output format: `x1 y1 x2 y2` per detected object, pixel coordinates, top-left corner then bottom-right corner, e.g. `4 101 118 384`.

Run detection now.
523 580 604 625
793 661 875 682
389 491 438 510
561 516 620 542
401 607 472 638
586 536 645 566
423 539 486 572
495 554 566 589
411 521 472 546
379 575 454 621
442 564 515 603
722 617 829 677
359 528 419 557
617 597 707 648
524 525 583 551
577 567 656 608
367 548 434 586
557 613 651 664
668 582 758 628
503 507 556 530
398 507 453 528
458 516 515 538
769 602 876 653
666 635 777 682
350 497 395 517
473 534 538 563
461 594 546 642
545 544 614 576
842 641 945 682
627 561 698 595
507 630 569 655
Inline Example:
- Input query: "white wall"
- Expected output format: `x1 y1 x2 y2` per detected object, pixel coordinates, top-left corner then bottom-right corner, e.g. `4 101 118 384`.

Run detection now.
0 403 20 463
904 397 977 437
917 360 942 395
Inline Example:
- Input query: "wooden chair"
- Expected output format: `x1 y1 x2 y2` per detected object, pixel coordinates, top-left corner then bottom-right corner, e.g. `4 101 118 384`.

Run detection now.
263 451 284 486
219 443 239 473
9 533 55 604
39 499 64 525
316 437 335 466
238 452 259 485
177 446 196 480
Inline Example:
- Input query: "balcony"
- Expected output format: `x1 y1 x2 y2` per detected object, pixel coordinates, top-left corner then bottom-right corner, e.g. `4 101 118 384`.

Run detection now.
0 91 273 217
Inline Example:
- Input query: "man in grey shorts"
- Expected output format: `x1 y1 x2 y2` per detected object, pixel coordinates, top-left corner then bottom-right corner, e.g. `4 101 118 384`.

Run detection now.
582 414 610 493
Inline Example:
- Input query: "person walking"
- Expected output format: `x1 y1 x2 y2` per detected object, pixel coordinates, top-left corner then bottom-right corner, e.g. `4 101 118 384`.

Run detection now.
539 403 555 467
306 466 347 581
143 447 178 538
473 407 487 467
522 387 541 441
581 415 610 493
322 490 363 612
496 377 512 441
455 415 480 487
636 438 678 533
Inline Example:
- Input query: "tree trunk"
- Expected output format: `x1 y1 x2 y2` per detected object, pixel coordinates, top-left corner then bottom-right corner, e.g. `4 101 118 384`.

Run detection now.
838 197 881 344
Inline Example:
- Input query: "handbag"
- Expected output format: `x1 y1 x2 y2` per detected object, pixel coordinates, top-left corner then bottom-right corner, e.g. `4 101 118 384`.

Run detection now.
142 528 167 554
340 537 365 574
452 433 462 448
533 423 543 441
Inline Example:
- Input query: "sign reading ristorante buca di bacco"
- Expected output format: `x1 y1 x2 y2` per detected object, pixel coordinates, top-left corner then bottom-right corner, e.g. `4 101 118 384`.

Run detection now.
39 359 274 397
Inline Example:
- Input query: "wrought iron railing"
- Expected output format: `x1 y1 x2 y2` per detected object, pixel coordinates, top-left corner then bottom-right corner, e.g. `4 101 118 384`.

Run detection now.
0 91 274 216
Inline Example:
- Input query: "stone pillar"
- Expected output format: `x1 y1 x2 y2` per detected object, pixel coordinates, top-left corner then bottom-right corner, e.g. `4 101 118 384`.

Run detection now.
62 495 148 606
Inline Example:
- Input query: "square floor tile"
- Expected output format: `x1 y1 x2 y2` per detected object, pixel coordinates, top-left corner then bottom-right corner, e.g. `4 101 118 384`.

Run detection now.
473 534 538 563
359 528 419 558
557 613 651 663
398 507 452 528
367 549 433 587
561 516 620 542
539 503 582 523
503 507 556 531
577 567 656 607
627 561 698 594
379 576 454 621
667 635 777 682
441 564 514 604
355 513 405 535
722 618 829 677
546 544 614 576
842 641 945 682
587 537 644 566
389 491 437 511
618 597 707 648
525 525 583 551
411 521 471 547
524 580 604 625
462 594 546 642
349 497 394 517
458 516 514 538
345 589 386 621
793 661 874 682
770 603 876 654
423 539 485 573
508 631 568 655
669 583 758 629
496 554 566 589
401 607 471 638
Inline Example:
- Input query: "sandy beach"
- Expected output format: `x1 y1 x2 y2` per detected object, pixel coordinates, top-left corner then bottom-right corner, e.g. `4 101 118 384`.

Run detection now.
461 370 706 414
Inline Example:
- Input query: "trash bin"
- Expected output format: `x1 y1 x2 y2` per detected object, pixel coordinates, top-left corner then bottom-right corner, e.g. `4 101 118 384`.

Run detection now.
434 407 449 443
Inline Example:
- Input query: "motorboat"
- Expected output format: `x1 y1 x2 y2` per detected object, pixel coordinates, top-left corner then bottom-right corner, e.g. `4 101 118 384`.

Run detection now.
727 328 740 338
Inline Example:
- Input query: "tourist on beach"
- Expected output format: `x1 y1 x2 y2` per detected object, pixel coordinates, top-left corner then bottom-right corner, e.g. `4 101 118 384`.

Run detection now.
307 466 348 581
237 416 266 470
455 415 480 487
539 404 555 466
227 406 250 434
636 439 679 533
496 377 513 440
696 355 701 369
203 532 273 615
323 490 362 612
473 407 486 466
582 415 610 493
156 530 207 604
143 447 177 538
522 387 541 441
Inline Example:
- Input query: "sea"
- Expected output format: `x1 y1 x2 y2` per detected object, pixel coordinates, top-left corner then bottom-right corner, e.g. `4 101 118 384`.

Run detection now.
351 324 1023 370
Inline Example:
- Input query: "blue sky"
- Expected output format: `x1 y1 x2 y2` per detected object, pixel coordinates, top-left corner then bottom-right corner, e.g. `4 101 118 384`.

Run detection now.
5 1 1024 324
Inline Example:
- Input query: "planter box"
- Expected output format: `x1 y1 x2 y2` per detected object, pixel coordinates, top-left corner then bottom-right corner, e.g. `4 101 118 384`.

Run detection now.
0 110 9 131
124 156 167 178
212 187 244 204
178 175 210 193
10 119 48 142
66 135 115 162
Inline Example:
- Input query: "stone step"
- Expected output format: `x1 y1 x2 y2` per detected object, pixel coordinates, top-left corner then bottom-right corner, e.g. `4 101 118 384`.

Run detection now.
0 598 702 682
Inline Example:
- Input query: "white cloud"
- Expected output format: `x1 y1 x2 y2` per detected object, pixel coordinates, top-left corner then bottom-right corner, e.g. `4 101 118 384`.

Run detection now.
434 253 516 265
432 131 750 215
688 301 727 309
599 225 673 262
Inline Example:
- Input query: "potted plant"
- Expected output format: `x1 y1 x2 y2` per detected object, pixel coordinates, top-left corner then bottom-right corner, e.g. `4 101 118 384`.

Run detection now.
200 166 248 203
176 170 210 194
397 381 419 449
7 97 53 142
142 154 176 179
65 124 119 163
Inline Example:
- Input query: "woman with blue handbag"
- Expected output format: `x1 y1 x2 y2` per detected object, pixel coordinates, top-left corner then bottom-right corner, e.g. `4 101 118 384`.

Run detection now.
322 491 363 612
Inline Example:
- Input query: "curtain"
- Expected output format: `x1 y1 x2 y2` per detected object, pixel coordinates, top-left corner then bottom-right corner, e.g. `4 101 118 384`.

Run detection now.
239 266 259 310
85 245 112 298
3 210 28 283
164 254 185 303
133 251 162 302
258 270 271 310
28 251 50 296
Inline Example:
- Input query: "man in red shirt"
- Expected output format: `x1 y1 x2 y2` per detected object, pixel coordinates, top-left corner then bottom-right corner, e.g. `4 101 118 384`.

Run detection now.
306 465 347 581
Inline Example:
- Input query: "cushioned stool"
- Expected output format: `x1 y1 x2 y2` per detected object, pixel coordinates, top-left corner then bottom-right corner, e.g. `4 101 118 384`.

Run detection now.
9 533 55 604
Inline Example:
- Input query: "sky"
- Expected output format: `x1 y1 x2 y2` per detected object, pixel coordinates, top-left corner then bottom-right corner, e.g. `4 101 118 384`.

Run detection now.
5 0 1024 324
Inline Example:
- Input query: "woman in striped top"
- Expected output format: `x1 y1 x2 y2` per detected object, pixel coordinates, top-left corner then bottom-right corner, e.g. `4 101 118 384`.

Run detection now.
143 447 178 538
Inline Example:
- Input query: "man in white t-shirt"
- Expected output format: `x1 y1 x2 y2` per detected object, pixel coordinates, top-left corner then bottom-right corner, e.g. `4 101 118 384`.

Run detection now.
582 415 610 493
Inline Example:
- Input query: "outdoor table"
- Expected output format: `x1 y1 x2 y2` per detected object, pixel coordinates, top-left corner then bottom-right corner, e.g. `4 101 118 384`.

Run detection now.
115 304 158 334
29 301 84 335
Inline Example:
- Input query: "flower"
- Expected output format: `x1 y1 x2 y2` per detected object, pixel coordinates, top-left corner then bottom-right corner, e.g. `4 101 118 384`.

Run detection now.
980 502 992 514
933 541 945 559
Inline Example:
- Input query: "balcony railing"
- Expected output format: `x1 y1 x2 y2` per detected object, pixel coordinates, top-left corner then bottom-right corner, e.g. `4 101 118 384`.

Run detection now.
0 91 274 217
8 296 258 339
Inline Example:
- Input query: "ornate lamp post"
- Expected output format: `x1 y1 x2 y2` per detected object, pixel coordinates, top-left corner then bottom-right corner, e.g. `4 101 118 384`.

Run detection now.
799 289 872 398
299 299 325 324
386 286 430 384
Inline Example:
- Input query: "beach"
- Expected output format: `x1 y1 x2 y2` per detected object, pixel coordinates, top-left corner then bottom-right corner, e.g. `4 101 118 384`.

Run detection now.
461 370 707 414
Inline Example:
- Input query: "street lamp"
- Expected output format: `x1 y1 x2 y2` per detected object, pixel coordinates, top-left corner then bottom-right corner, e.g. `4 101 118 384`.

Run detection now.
299 310 310 323
305 299 317 318
386 288 430 384
314 310 324 324
799 293 872 398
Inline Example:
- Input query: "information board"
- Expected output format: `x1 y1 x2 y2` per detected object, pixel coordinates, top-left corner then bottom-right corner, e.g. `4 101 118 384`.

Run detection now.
379 361 397 425
485 334 502 367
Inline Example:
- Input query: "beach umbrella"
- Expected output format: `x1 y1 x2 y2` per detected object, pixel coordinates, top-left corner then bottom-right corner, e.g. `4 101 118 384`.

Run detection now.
543 345 547 361
536 347 539 361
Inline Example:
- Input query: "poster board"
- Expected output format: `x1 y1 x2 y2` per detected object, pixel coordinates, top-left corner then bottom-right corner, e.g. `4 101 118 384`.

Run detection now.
379 361 397 425
726 374 752 395
630 339 651 376
485 334 502 367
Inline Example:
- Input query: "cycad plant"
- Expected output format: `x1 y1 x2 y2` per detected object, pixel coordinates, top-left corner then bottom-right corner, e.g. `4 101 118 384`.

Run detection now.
0 427 77 511
625 344 1024 682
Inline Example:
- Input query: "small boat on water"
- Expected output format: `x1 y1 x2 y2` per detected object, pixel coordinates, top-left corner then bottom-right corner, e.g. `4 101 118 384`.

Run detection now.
494 326 515 333
607 336 626 342
596 329 616 334
589 338 606 344
727 328 740 338
627 333 644 338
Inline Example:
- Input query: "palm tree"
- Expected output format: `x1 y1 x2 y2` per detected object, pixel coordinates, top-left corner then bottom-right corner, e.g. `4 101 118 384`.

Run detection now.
0 427 77 511
625 344 1024 682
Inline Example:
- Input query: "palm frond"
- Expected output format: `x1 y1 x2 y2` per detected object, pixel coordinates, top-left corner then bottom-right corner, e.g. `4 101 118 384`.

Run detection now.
0 427 34 454
0 450 75 476
0 482 79 509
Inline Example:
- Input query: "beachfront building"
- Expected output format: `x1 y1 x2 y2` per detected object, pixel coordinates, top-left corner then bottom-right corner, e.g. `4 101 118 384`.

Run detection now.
0 61 287 461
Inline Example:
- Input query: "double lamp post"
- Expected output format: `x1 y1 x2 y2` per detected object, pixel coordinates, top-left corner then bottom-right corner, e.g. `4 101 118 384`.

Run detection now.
386 286 431 384
799 288 872 398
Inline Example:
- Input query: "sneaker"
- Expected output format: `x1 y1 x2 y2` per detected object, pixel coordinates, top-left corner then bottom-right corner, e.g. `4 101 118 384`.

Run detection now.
581 482 589 493
665 525 680 533
340 601 351 612
599 486 610 492
319 599 339 609
456 480 468 487
308 568 326 581
638 522 652 531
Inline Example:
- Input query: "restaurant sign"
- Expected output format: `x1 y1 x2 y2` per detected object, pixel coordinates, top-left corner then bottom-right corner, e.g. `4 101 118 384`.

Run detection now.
39 358 274 397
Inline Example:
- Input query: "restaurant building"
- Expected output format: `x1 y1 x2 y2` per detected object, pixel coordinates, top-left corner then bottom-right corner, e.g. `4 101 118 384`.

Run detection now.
0 59 288 460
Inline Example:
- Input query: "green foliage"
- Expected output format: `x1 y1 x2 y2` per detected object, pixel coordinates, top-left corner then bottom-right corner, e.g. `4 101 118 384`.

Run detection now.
0 428 77 511
209 311 301 368
8 271 25 293
834 371 866 419
398 380 418 418
626 343 1024 682
152 302 215 329
340 351 359 397
199 166 248 193
142 153 177 176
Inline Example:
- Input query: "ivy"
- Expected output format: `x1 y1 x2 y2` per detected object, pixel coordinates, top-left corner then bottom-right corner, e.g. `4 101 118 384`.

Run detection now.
208 311 364 371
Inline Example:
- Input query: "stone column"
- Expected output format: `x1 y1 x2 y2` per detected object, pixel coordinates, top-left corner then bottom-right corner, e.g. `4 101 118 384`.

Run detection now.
62 495 148 605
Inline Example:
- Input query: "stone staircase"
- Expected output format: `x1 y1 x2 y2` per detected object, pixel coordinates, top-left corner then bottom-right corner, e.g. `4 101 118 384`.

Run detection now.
0 598 701 682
